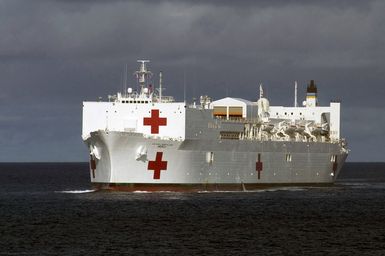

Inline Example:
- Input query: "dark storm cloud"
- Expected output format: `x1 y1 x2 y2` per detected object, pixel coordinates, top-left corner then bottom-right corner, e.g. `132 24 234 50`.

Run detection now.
3 0 383 60
52 0 375 9
0 0 384 161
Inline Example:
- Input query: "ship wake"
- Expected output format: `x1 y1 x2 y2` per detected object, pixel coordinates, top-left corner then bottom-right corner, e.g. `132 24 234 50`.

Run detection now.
55 189 97 194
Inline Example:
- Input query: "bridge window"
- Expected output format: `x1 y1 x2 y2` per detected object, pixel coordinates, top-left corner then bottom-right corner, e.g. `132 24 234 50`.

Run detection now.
213 106 227 118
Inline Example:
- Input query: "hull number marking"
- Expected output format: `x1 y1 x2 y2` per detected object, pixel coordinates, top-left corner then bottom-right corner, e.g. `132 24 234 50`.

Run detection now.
148 152 168 179
143 109 167 134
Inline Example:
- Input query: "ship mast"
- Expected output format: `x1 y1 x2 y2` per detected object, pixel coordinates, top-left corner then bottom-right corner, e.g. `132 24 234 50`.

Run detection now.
134 60 153 96
294 81 298 107
159 71 163 102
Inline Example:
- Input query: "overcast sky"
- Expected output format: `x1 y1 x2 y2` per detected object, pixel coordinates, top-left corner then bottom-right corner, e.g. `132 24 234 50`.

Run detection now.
0 0 384 162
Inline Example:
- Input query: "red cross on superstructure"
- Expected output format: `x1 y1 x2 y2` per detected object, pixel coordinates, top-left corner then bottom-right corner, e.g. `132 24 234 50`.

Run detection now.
148 152 168 179
143 109 167 134
256 153 263 179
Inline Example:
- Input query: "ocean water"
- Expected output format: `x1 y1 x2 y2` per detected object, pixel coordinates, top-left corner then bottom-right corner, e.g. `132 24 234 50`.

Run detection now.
0 163 384 255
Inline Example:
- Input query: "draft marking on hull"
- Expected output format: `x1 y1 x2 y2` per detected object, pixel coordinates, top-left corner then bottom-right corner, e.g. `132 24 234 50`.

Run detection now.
90 155 96 179
256 153 263 180
332 155 338 176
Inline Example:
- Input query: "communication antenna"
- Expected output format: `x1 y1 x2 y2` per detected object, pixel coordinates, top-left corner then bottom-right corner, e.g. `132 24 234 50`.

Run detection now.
159 71 163 102
294 81 298 107
183 70 186 103
124 64 128 97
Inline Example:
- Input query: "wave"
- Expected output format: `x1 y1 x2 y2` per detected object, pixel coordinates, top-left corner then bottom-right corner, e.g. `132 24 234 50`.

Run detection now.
55 189 96 194
198 187 307 193
338 182 385 189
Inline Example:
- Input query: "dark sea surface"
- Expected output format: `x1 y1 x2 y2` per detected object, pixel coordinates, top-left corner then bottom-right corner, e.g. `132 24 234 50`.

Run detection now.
0 163 384 255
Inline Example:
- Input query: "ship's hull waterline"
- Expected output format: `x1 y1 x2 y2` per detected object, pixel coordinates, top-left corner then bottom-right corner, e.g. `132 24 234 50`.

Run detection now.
82 60 349 191
86 131 347 192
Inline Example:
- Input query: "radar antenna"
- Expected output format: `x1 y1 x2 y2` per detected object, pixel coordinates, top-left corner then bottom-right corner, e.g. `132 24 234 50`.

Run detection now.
134 60 153 95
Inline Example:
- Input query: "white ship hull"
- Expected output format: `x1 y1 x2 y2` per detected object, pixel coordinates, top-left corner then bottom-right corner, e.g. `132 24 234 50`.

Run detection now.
85 131 347 191
82 61 349 191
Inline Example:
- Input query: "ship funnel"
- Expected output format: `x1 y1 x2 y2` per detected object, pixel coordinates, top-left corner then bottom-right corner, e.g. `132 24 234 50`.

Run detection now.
305 80 318 107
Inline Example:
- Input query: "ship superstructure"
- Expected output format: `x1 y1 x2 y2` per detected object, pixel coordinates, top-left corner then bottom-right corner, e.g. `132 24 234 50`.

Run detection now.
82 60 348 191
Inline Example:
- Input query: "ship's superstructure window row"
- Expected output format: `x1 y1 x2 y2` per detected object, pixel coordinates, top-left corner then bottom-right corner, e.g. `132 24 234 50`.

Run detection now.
120 100 149 104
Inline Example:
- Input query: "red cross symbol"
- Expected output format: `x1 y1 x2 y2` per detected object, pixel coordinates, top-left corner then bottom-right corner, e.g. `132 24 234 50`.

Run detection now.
148 152 168 179
90 155 96 178
256 153 263 179
143 109 167 134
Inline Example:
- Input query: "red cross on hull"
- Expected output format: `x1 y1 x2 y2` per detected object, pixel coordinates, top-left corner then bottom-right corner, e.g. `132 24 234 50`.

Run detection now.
148 152 168 179
143 109 167 134
256 153 263 179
